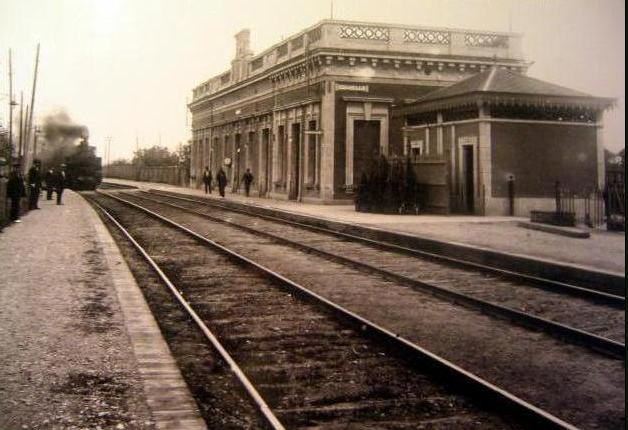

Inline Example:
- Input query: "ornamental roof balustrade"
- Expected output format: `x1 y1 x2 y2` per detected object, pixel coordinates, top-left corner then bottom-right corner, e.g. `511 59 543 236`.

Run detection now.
191 19 523 101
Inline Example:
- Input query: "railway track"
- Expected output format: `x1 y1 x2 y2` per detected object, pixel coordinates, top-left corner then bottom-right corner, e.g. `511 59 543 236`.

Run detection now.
86 191 581 430
97 182 137 191
97 182 138 190
120 189 625 359
150 189 625 298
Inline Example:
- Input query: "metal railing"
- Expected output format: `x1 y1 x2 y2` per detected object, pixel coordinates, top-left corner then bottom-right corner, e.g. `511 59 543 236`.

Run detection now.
555 183 625 229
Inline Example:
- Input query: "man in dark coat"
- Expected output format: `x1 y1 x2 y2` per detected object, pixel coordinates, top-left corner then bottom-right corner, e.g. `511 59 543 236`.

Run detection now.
45 167 56 200
202 166 213 194
241 168 254 197
54 164 68 205
7 163 26 222
27 159 42 210
217 168 227 198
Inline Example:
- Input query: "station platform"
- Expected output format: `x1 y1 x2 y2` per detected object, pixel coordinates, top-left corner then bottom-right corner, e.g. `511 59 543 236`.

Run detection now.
0 191 207 430
103 177 625 276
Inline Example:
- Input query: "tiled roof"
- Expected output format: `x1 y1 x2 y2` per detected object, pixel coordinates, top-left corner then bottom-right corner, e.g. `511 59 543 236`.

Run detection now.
416 67 591 103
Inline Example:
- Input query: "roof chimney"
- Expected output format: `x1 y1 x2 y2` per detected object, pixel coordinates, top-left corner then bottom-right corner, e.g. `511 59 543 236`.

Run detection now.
232 29 253 82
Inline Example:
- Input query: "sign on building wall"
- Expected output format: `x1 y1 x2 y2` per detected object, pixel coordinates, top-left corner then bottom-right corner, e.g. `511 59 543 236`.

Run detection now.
458 136 478 146
410 139 424 149
335 83 369 93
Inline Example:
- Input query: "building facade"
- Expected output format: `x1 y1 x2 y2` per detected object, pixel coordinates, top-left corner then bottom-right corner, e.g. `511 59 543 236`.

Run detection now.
188 20 526 203
394 68 615 216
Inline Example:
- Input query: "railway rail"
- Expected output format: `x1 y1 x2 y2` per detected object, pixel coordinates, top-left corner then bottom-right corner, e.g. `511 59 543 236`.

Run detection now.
97 182 138 190
117 189 625 360
149 188 625 298
86 191 581 430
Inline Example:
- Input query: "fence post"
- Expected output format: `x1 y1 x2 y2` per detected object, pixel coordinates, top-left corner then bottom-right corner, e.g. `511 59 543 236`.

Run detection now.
584 188 593 227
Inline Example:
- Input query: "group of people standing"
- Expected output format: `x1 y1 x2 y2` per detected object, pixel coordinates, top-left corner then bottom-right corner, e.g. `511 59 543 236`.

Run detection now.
201 166 254 198
6 160 67 222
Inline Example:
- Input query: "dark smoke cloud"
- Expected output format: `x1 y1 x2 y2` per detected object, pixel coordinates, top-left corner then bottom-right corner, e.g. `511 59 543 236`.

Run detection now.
40 109 89 168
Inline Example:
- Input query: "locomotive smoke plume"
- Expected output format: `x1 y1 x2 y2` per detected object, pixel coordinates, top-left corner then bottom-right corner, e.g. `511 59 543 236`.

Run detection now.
40 109 89 168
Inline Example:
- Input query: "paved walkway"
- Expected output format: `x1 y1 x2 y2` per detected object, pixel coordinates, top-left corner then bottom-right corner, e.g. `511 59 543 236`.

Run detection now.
104 178 625 275
0 191 206 430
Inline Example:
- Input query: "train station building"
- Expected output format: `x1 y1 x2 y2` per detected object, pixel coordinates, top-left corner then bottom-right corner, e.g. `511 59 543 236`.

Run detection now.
188 19 528 204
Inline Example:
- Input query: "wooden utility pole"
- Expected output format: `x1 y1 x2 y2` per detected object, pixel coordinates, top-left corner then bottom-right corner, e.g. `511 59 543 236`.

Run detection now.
8 49 14 161
105 135 113 166
25 43 40 166
18 92 24 162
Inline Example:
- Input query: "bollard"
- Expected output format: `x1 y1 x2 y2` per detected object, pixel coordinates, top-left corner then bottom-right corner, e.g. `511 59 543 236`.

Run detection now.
507 174 515 216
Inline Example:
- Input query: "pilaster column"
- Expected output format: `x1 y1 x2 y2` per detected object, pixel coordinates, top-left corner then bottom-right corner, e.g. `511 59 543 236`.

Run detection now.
257 129 265 194
478 104 492 215
271 119 280 185
320 80 335 201
345 115 354 188
315 134 321 187
595 111 606 189
425 127 430 156
436 112 444 156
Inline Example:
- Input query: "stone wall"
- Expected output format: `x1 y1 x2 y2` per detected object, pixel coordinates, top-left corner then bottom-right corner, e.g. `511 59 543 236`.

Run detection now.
104 165 187 187
491 122 598 198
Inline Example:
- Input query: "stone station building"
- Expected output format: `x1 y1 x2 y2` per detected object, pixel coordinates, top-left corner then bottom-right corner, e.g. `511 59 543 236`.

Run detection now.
188 19 527 203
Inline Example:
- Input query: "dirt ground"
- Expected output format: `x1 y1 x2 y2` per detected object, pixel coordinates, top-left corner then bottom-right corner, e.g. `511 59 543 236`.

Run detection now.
0 195 153 430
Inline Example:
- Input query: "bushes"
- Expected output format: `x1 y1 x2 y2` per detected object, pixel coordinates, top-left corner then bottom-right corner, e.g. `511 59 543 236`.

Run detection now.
355 155 420 214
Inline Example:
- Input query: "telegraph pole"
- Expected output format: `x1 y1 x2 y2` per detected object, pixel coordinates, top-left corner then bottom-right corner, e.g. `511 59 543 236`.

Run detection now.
18 92 23 163
25 43 40 167
8 49 14 161
22 104 29 165
105 135 113 166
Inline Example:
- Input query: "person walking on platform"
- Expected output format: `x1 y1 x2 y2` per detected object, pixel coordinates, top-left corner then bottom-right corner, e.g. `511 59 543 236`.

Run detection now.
44 167 56 200
242 168 254 197
202 166 213 194
217 168 227 198
7 163 26 222
27 159 42 210
54 164 68 205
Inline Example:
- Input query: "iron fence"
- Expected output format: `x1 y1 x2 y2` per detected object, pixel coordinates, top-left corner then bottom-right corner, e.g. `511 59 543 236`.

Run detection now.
555 183 625 229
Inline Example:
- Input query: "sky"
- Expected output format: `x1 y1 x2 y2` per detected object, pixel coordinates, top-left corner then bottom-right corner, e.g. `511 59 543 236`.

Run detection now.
0 0 625 161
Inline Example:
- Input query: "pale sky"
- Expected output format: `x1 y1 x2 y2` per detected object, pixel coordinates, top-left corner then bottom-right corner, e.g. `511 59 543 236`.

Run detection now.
0 0 625 161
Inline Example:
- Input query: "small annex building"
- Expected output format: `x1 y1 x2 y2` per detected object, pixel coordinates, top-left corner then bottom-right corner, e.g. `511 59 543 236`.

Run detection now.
392 67 615 216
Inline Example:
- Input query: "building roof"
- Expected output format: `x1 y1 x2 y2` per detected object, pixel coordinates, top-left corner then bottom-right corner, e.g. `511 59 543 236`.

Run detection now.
394 67 615 116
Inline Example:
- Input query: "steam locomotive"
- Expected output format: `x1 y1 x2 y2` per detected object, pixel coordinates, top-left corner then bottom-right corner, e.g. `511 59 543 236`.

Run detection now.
64 138 102 190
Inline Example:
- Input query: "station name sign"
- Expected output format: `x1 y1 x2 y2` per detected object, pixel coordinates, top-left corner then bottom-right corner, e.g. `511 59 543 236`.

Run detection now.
335 83 369 93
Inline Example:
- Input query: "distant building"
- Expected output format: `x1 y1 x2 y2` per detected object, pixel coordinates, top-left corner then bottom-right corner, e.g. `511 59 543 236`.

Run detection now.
188 19 527 203
394 68 615 215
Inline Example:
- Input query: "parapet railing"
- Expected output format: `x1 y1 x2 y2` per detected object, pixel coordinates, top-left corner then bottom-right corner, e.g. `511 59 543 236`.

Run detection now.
192 20 523 100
